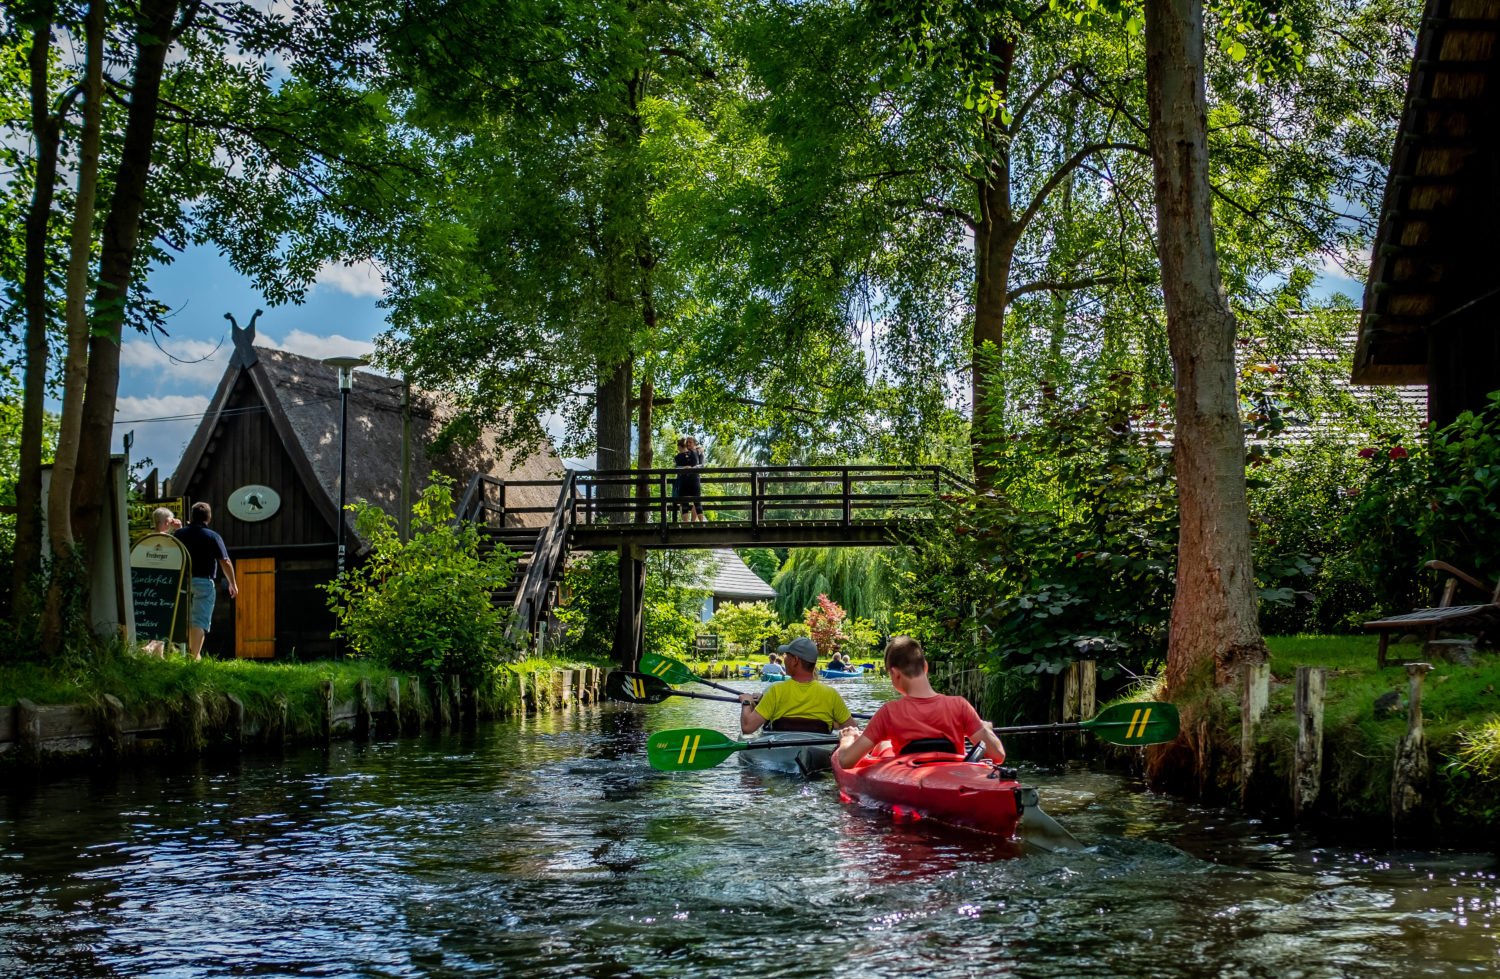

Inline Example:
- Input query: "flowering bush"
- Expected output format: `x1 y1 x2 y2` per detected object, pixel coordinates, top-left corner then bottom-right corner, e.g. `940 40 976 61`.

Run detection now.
804 594 848 655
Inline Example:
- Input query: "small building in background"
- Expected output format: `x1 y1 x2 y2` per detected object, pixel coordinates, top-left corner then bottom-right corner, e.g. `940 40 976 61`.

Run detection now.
165 327 561 660
698 549 777 621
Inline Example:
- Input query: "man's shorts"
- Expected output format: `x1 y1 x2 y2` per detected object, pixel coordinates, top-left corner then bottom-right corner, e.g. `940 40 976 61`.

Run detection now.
189 577 216 631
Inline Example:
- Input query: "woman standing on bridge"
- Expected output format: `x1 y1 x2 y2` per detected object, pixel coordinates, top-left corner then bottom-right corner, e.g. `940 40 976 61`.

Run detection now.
674 437 705 522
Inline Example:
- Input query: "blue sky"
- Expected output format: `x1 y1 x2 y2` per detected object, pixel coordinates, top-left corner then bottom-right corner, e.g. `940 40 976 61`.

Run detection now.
115 247 386 479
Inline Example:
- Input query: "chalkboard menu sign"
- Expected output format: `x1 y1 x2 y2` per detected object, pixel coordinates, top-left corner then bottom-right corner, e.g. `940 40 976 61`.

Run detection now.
130 533 190 643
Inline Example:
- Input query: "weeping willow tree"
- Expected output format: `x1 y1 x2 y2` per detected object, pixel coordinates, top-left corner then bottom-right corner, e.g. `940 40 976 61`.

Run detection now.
772 548 894 628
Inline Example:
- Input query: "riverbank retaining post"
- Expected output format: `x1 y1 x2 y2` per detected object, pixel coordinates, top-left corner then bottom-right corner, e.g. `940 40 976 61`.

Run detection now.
1240 661 1270 804
101 694 126 757
321 679 335 742
382 677 400 738
403 676 422 734
225 693 245 749
1391 661 1434 835
355 679 371 742
1292 666 1327 819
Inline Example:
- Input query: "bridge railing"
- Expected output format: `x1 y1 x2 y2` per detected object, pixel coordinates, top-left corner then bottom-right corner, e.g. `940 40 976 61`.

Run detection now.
468 465 972 529
504 470 579 644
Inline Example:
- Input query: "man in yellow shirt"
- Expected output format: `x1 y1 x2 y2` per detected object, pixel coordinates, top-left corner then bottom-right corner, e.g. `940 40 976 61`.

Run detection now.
739 637 857 735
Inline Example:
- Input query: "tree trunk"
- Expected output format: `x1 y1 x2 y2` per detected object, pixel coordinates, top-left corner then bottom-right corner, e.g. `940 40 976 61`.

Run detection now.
72 0 183 554
635 377 653 523
1144 0 1265 699
596 357 633 518
41 0 105 653
12 9 63 627
969 34 1016 489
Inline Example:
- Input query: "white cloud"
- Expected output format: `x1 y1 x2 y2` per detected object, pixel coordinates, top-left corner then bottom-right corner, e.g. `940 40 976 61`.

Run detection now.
259 329 375 363
121 336 231 388
313 259 388 298
112 394 212 477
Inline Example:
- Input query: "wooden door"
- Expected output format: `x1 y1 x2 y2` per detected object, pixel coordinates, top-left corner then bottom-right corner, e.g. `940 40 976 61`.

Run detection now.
235 557 276 659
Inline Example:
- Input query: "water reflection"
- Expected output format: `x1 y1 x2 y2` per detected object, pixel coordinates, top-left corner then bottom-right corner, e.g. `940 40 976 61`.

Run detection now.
0 684 1496 978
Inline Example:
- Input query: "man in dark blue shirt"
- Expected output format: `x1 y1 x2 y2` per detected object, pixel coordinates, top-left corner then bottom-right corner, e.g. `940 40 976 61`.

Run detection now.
174 502 238 659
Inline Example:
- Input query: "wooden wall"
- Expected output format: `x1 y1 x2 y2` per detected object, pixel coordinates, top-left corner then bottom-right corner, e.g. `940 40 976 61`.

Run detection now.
178 374 340 660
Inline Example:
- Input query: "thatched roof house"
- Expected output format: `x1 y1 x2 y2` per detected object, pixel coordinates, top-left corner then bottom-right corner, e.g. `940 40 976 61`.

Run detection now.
166 323 563 659
1356 0 1500 424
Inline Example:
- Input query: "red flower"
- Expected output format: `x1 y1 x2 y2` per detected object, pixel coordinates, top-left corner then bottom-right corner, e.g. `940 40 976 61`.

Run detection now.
1357 448 1377 459
1389 446 1409 460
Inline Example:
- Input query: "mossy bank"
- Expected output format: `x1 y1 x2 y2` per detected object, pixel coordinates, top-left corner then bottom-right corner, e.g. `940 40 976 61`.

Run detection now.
0 651 611 770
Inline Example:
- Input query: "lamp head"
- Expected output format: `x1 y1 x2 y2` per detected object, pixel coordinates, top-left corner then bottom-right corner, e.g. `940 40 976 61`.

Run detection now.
322 355 370 391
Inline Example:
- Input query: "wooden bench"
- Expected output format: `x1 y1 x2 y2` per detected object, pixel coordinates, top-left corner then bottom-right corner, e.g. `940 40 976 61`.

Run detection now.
1364 560 1500 666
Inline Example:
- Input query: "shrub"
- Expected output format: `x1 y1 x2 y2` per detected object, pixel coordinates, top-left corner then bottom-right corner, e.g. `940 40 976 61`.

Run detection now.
556 550 711 658
804 594 847 655
324 476 517 680
707 601 781 655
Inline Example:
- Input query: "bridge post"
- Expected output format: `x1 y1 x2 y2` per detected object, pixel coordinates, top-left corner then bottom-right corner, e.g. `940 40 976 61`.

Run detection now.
613 543 646 667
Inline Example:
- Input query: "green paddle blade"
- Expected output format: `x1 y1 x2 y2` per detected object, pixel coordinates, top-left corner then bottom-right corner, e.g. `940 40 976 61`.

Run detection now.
1079 702 1180 746
604 671 676 705
647 728 745 772
638 652 699 686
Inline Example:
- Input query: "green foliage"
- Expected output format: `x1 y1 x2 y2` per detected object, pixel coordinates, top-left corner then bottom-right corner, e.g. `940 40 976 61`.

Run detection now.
706 600 780 656
804 594 848 655
1344 393 1500 615
556 550 712 659
941 373 1177 677
772 547 894 628
324 476 517 680
737 547 781 586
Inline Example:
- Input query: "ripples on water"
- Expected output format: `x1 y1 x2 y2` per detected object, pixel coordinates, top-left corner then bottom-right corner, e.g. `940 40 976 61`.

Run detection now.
1 680 1496 978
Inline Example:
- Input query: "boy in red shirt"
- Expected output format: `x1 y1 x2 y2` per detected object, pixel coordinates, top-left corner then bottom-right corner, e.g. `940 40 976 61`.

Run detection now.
836 636 1006 767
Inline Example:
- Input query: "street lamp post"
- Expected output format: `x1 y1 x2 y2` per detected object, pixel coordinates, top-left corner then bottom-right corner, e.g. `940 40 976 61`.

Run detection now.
323 356 370 578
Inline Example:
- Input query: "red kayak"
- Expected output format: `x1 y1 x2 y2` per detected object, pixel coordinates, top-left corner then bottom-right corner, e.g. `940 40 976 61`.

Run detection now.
833 741 1026 837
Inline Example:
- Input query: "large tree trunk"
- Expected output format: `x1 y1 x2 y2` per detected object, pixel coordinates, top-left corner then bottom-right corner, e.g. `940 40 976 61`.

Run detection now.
596 357 633 518
969 34 1016 489
1144 0 1265 701
42 0 105 653
13 8 64 627
72 0 183 555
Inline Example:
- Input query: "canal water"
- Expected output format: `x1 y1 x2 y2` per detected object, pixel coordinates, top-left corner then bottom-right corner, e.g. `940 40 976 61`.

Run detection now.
1 679 1496 978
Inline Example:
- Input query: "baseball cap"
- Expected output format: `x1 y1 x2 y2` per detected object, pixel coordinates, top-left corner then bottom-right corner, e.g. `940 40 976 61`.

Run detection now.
776 636 819 663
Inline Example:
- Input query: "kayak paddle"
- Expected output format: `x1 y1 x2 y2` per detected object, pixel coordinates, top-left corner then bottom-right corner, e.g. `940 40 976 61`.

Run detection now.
638 651 743 695
992 702 1179 746
647 727 841 772
606 670 741 706
611 670 872 719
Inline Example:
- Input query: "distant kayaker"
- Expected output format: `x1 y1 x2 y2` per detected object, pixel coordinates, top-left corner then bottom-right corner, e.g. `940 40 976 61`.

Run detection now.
827 652 850 672
836 636 1006 766
739 637 857 736
761 654 786 678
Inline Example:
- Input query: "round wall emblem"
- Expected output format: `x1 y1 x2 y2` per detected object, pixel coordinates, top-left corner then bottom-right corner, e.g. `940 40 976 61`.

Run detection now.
227 484 281 522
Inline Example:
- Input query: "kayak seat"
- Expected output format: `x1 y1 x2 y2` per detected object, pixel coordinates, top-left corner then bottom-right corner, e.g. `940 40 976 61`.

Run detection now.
899 738 959 756
766 718 833 734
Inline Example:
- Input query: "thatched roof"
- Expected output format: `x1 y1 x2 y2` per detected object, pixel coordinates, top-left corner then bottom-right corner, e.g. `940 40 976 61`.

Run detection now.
701 549 777 602
171 333 563 550
1356 0 1500 384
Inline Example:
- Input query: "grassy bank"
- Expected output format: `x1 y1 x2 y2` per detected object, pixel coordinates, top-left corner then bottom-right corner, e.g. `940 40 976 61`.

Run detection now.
1230 635 1500 833
0 648 612 747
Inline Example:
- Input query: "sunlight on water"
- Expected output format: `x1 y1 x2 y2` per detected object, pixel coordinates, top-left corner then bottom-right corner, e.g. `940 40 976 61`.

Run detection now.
1 678 1496 977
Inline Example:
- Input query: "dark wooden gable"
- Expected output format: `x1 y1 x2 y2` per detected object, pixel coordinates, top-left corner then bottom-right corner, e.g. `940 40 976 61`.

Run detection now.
1356 0 1500 424
176 370 336 551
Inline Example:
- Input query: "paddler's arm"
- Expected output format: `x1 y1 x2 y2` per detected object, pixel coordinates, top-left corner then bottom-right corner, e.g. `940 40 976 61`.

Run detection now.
738 693 768 735
836 730 874 769
969 721 1006 764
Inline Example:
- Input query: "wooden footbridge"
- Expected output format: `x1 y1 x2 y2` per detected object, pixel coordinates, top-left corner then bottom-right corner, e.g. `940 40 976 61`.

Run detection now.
458 466 970 662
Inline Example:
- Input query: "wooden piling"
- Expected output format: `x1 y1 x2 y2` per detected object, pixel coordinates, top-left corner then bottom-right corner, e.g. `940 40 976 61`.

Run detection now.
224 693 245 749
556 670 572 708
404 676 422 734
1292 666 1327 819
1240 660 1270 804
321 679 335 742
1392 662 1435 835
100 694 126 758
434 676 452 731
185 690 207 752
272 694 288 747
382 677 401 737
355 679 371 742
448 674 464 731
